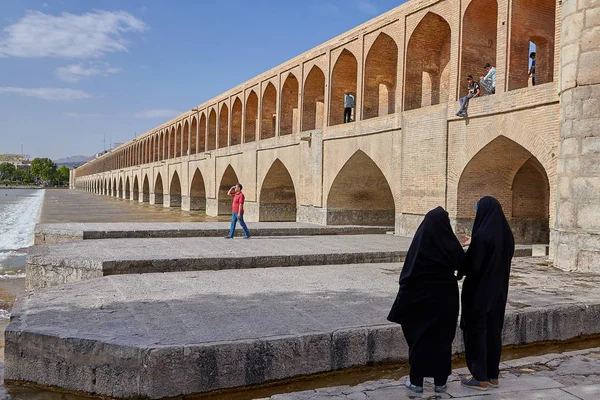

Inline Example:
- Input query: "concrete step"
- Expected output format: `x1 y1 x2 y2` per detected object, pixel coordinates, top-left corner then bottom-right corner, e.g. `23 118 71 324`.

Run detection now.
34 222 394 244
8 259 600 399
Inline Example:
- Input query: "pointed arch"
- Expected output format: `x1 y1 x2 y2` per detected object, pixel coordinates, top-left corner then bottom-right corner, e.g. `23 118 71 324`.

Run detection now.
125 177 131 199
261 83 277 139
189 168 207 210
231 98 243 145
364 33 398 119
259 159 297 221
133 175 140 201
208 109 217 151
112 178 117 197
245 91 258 143
169 127 176 159
280 73 299 135
118 177 123 198
198 113 207 153
176 124 182 158
302 66 326 131
142 175 150 203
457 136 550 243
183 121 190 157
219 103 229 148
218 165 240 215
169 171 182 208
327 150 395 226
190 117 198 154
330 49 358 126
154 173 164 205
404 12 451 111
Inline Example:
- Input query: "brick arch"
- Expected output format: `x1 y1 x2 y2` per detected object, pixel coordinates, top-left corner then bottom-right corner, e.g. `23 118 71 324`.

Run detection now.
133 175 139 201
169 170 182 208
142 174 150 203
280 73 299 135
259 159 297 222
183 120 190 157
364 32 398 119
112 178 117 197
207 109 217 151
189 168 207 210
175 124 182 158
261 83 277 139
330 48 358 126
231 97 242 145
219 103 229 148
154 173 164 205
169 127 176 159
404 12 451 111
118 177 123 198
302 65 325 131
125 177 130 199
456 135 550 243
198 113 207 153
190 117 198 154
218 165 240 215
245 90 258 143
326 150 395 226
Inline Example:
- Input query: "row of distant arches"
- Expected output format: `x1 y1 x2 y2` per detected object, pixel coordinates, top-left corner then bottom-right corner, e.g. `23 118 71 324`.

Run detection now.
80 136 551 243
78 0 556 177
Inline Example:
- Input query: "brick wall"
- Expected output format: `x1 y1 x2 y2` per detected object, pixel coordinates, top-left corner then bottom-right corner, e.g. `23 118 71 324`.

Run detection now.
330 50 358 126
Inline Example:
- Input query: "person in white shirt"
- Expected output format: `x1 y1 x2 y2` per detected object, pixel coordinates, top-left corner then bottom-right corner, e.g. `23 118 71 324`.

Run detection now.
344 93 355 123
479 63 496 94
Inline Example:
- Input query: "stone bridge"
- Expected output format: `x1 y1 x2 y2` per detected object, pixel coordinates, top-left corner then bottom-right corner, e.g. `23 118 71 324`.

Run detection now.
73 0 600 270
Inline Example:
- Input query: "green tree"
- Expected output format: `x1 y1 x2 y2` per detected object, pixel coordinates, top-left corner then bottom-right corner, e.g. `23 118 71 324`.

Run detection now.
30 158 58 183
0 163 17 181
57 166 70 184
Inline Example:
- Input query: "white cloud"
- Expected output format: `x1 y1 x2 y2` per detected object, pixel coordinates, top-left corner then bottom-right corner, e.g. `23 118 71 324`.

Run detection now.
0 10 146 58
56 62 121 82
356 1 379 14
0 87 91 101
64 112 102 117
134 109 183 119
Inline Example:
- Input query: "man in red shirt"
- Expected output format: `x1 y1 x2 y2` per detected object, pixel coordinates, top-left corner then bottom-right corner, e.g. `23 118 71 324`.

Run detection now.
225 183 251 239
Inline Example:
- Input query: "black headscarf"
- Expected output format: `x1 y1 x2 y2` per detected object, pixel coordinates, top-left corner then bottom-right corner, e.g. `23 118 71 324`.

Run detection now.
462 196 515 317
388 206 465 324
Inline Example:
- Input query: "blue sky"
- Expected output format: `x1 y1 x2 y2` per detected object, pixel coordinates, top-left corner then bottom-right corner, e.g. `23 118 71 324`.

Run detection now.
0 0 404 160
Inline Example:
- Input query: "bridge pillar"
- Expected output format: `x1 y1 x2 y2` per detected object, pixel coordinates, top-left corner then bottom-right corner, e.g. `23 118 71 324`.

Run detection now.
552 0 600 271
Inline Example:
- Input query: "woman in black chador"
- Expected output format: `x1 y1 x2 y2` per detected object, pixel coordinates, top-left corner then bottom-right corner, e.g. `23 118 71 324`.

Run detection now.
387 206 465 394
460 196 515 391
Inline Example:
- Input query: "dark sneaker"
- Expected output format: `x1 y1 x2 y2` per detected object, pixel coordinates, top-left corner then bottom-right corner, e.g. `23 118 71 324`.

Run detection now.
224 236 232 239
435 385 447 393
461 377 488 391
404 379 423 393
488 378 499 388
243 235 250 239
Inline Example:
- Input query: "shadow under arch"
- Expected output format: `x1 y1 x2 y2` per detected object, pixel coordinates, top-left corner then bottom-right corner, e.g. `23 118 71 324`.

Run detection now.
189 168 207 211
142 175 150 203
218 165 240 215
154 173 164 205
259 159 297 222
169 171 182 208
133 176 139 201
456 135 550 243
327 150 395 226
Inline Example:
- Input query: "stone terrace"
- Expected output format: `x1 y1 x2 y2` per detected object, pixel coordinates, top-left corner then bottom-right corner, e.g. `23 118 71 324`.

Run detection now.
7 258 600 399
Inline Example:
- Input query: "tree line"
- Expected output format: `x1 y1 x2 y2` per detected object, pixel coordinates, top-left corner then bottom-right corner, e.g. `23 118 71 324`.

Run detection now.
0 158 70 186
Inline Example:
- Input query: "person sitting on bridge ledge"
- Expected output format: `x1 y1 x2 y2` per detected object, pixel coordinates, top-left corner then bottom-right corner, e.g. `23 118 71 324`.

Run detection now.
456 75 480 117
479 63 496 94
224 183 251 239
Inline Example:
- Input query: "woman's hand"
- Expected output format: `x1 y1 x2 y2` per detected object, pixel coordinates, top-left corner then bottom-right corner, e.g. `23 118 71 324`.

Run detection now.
462 235 471 247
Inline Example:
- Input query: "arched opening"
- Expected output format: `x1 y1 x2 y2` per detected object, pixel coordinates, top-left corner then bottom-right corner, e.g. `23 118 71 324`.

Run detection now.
330 49 358 126
456 136 550 243
280 74 299 135
142 175 150 203
218 165 239 215
189 169 207 210
259 159 297 221
231 98 243 145
112 178 117 197
169 171 182 208
245 91 258 143
118 177 123 198
154 173 164 205
460 0 498 97
183 121 190 156
261 83 277 139
219 104 229 148
125 177 131 199
104 179 108 196
404 12 451 111
509 0 555 90
208 109 217 151
363 33 398 119
133 176 139 201
199 113 207 153
302 66 325 131
327 151 395 226
190 117 198 154
175 124 182 158
169 128 175 159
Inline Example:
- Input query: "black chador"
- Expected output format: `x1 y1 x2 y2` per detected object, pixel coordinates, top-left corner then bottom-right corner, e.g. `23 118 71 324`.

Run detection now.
461 196 515 383
388 206 465 387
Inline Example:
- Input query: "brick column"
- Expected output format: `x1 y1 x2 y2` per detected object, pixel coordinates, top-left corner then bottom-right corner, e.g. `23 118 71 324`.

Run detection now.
552 0 600 271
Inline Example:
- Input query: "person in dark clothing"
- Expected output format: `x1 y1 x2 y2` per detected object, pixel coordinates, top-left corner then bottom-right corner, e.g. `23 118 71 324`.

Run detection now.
388 207 466 394
460 196 515 391
529 52 537 86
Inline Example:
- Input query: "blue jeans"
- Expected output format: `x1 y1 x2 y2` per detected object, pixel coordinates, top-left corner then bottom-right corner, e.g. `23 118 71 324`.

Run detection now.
458 93 475 114
228 212 250 238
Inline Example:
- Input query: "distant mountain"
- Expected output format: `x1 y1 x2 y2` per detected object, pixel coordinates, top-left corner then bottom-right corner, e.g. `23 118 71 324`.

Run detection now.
54 155 92 168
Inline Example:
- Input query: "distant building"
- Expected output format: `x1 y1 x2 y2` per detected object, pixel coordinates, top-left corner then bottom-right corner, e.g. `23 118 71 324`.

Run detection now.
0 154 30 171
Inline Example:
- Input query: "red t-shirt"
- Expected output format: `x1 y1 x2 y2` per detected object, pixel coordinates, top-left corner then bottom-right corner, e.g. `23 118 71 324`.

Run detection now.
232 192 245 214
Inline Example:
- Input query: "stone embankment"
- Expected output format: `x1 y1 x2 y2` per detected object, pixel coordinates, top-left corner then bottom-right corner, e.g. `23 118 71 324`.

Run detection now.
7 258 600 399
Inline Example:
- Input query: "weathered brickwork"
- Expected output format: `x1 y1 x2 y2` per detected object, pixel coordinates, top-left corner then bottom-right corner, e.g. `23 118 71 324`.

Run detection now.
72 0 596 261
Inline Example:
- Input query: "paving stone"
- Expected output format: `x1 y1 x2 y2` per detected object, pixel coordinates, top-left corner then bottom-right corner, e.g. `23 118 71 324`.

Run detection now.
563 383 600 399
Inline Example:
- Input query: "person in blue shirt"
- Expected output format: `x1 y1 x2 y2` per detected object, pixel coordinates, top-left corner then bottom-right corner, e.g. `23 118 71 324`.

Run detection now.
480 63 496 94
528 52 537 86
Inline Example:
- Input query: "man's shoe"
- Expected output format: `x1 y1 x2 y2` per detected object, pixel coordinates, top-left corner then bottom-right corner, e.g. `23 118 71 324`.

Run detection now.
224 236 232 239
435 385 447 393
404 379 423 393
243 235 250 239
461 377 488 391
488 378 499 388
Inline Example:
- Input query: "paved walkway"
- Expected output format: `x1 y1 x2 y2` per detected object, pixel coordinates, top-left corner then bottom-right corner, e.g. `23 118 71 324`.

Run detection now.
263 348 600 399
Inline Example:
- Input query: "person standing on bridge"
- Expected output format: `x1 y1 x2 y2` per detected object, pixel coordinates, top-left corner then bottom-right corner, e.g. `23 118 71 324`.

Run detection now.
224 183 251 239
388 206 465 395
344 93 355 123
460 196 514 392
